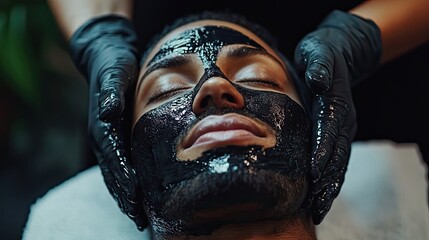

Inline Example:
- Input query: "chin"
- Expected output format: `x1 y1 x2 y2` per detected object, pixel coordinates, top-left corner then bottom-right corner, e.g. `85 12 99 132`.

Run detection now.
159 168 308 233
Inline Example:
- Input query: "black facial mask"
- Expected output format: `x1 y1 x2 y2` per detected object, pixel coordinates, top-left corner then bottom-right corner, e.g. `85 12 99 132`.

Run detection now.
132 26 312 236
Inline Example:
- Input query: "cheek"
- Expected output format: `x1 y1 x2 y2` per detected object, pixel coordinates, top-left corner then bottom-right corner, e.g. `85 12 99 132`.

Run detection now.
237 86 310 148
132 93 197 160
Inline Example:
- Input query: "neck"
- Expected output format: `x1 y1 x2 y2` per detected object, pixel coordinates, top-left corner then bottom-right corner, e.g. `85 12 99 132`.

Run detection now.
152 216 316 240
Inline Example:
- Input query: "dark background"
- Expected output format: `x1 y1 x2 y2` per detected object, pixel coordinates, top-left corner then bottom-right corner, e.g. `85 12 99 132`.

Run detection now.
0 1 94 239
0 1 428 240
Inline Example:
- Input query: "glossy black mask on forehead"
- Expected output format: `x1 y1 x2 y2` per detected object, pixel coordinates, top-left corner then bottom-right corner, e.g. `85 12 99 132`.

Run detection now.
148 25 264 70
132 83 312 236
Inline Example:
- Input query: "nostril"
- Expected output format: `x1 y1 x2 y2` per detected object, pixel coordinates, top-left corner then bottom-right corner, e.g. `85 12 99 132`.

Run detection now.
222 93 236 103
200 96 211 109
192 78 245 114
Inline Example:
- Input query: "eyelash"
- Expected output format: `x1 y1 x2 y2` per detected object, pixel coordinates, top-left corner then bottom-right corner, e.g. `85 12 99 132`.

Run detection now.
236 79 280 89
148 87 190 104
147 79 279 104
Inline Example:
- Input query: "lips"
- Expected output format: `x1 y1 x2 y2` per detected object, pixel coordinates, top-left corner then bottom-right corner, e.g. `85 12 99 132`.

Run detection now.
182 113 266 148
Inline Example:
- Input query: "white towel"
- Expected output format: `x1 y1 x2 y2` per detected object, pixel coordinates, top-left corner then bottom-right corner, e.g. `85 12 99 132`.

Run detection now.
316 140 429 240
22 140 429 240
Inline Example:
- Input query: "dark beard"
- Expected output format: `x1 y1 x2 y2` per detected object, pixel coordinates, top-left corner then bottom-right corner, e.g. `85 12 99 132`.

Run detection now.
164 170 307 226
153 146 308 235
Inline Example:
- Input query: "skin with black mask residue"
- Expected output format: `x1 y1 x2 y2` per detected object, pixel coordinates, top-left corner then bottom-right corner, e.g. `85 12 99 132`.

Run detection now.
131 25 312 237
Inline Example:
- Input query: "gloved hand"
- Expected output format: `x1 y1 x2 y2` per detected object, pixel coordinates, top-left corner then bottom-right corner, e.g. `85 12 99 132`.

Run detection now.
294 10 382 224
69 15 147 229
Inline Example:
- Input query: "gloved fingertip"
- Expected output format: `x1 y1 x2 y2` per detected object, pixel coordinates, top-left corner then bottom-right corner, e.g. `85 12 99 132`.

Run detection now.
311 199 326 225
137 224 144 231
99 92 124 121
305 63 331 93
312 213 323 225
135 216 148 231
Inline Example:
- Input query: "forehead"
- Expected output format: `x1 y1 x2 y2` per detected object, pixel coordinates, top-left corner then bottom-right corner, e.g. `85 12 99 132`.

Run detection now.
140 20 285 72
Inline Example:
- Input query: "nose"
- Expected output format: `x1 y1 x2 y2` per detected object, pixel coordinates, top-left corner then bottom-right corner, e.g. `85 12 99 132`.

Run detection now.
192 77 245 115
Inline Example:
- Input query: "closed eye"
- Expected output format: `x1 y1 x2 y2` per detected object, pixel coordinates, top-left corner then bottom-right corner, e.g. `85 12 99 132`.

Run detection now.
148 86 190 104
236 78 280 89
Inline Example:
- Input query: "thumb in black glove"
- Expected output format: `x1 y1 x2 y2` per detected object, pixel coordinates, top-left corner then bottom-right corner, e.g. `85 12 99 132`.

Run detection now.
69 15 147 229
294 10 382 224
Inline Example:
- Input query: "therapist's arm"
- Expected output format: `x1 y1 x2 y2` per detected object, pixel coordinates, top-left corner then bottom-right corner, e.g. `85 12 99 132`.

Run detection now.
350 0 429 64
294 0 429 224
47 0 147 230
48 0 133 40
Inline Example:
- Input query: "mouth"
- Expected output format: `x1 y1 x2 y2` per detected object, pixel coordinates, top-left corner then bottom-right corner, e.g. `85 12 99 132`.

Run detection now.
177 113 275 160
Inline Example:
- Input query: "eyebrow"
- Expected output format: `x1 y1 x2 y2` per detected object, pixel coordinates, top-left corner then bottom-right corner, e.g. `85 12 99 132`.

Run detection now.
137 46 286 90
223 46 285 70
138 55 194 89
142 46 283 78
149 54 193 73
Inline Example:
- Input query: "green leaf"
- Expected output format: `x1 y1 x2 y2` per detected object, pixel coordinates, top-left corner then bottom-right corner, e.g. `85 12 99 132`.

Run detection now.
0 5 41 107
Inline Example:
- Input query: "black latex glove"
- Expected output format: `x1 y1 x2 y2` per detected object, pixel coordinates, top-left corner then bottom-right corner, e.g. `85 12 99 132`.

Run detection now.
294 10 382 224
69 15 147 229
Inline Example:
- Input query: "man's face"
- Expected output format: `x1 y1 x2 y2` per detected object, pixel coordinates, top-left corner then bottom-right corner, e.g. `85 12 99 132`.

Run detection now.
132 20 311 235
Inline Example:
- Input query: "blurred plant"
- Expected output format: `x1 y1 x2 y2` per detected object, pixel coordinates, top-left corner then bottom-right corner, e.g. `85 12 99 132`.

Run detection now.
0 1 91 239
0 2 68 107
0 0 88 162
